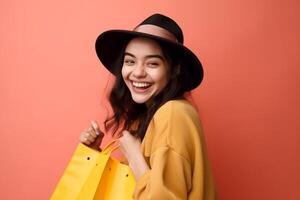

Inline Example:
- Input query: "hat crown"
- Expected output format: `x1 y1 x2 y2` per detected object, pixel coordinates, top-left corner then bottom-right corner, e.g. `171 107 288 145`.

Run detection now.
137 13 184 44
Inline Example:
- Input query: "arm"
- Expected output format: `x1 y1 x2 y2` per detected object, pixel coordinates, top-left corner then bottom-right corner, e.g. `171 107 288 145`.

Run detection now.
119 130 150 180
134 146 192 200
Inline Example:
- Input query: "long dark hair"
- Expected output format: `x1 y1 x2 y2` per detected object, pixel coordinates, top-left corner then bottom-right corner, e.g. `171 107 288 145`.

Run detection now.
104 38 191 140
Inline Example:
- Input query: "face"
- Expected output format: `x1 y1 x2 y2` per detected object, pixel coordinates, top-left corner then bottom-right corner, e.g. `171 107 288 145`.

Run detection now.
121 37 169 105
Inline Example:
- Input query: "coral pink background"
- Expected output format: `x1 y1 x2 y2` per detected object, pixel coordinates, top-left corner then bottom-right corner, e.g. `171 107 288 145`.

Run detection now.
1 0 299 199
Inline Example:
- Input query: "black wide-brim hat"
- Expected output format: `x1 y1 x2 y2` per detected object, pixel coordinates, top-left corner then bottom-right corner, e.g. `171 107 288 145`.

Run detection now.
95 13 203 91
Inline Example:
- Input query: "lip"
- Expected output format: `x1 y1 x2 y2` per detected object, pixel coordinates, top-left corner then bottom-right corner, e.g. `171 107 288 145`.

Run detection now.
130 81 152 94
130 79 151 83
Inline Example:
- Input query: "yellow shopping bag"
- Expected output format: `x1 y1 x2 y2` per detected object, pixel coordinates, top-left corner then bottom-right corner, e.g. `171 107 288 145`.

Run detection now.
51 140 135 200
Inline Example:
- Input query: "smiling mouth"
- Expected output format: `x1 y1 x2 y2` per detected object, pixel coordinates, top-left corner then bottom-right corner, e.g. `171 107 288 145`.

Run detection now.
131 81 152 91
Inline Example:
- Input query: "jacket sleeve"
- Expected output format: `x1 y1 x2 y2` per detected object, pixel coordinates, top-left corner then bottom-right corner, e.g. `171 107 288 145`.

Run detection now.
133 146 192 200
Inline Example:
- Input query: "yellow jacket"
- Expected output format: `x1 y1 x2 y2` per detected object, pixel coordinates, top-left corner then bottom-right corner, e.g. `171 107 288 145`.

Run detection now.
133 99 216 200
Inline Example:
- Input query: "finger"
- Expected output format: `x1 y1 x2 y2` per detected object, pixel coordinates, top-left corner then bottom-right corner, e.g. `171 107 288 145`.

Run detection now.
91 120 102 136
84 138 92 145
79 132 87 141
85 133 96 143
83 138 91 145
79 134 91 145
88 126 97 138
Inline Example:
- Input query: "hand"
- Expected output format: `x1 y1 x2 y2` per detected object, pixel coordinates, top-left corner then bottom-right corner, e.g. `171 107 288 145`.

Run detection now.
119 130 149 180
79 120 104 151
119 130 142 162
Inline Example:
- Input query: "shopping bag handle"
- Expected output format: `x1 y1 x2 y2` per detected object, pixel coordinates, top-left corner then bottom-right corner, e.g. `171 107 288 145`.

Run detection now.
102 139 120 155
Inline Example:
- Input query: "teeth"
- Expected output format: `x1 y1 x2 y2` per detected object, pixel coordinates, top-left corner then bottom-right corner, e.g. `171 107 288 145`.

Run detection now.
132 82 151 88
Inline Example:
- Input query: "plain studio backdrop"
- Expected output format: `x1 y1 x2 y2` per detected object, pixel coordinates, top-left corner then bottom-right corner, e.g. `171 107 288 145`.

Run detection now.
0 0 299 199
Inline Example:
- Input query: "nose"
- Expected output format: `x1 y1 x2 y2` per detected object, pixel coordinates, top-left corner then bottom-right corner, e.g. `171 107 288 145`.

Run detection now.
132 63 146 78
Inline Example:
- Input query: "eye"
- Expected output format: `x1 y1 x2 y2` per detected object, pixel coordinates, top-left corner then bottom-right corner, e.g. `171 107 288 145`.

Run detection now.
124 59 135 66
147 62 159 68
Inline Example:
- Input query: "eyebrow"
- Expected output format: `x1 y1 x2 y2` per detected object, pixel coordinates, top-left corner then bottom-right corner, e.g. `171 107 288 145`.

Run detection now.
124 52 165 61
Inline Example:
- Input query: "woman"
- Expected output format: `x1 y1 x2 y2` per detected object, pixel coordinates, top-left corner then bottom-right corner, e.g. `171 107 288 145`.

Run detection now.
80 13 216 199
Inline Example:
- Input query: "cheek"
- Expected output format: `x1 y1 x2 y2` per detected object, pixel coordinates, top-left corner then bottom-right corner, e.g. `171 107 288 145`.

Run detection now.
121 66 133 89
151 68 169 86
121 66 129 80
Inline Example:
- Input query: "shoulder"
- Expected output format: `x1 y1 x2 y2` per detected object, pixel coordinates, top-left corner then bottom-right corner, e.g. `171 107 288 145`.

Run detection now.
153 99 199 122
143 99 203 161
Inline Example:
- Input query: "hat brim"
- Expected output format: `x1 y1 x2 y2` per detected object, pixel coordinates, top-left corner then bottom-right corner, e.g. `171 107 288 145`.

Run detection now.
95 30 203 91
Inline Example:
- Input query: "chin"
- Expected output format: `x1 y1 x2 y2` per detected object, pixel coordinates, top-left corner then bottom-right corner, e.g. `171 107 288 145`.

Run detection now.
131 96 149 104
129 88 154 104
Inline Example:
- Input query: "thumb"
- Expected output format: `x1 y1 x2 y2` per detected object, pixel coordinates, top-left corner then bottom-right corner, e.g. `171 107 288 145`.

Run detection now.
90 120 105 151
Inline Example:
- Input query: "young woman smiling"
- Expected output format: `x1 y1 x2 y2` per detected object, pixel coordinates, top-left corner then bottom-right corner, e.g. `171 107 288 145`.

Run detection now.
80 14 216 199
